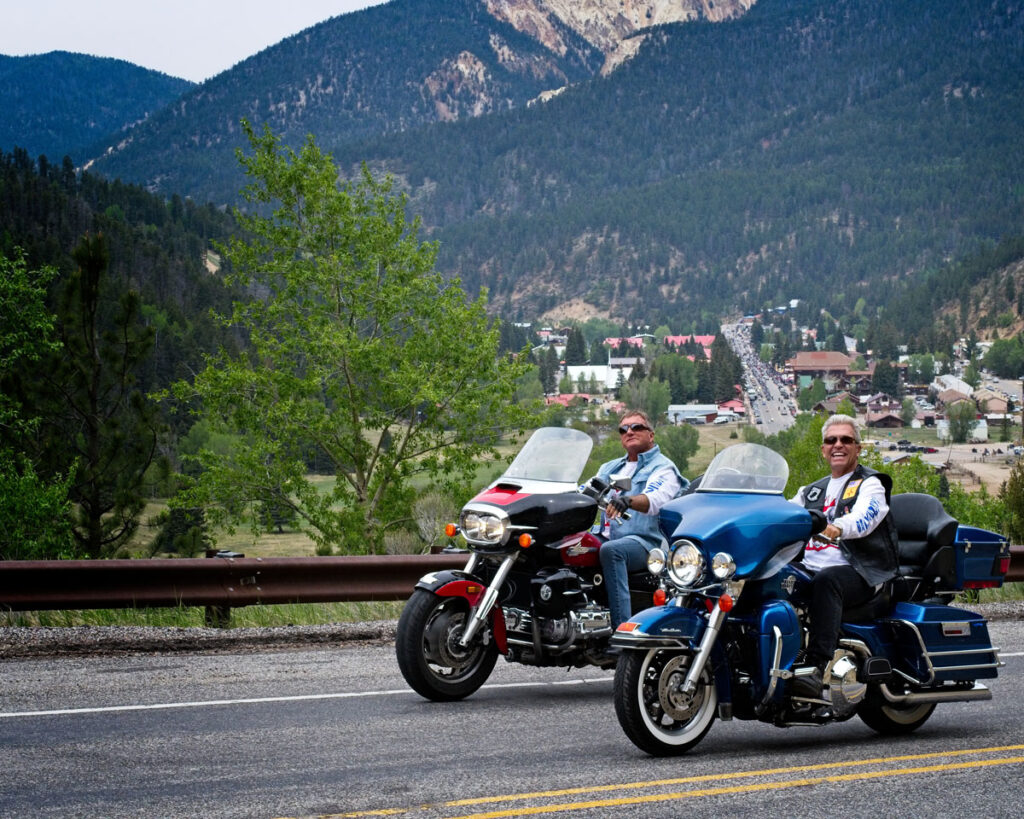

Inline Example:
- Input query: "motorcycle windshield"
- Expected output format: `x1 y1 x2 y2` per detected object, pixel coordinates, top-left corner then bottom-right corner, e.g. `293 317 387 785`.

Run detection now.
501 427 594 486
697 443 789 494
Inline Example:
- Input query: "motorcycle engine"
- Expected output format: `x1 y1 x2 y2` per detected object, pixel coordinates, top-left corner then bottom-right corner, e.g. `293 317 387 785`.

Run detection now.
531 568 585 617
823 652 867 718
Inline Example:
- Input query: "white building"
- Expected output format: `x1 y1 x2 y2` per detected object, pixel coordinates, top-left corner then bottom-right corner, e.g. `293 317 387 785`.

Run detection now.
565 365 630 392
666 404 720 424
931 374 974 397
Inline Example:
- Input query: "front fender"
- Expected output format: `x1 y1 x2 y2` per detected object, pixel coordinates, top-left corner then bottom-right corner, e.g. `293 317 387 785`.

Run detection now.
610 604 706 651
414 569 485 598
412 569 508 654
611 604 732 710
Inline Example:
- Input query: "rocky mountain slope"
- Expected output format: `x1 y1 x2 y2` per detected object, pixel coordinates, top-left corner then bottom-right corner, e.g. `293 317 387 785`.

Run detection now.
5 0 1022 334
83 0 753 203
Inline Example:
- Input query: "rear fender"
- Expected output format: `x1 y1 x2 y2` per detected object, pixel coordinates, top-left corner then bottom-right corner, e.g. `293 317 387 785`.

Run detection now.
413 569 508 654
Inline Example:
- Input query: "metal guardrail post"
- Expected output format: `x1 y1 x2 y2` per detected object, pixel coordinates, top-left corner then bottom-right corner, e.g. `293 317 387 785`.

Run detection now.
204 549 244 627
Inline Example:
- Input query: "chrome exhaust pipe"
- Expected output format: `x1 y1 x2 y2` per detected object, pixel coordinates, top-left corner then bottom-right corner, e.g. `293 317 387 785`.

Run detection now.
878 681 992 705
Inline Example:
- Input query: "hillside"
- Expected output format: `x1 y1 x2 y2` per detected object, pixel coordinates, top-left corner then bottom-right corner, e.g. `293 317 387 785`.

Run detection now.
352 0 1024 327
0 149 240 396
83 0 751 206
0 52 192 163
27 0 1024 337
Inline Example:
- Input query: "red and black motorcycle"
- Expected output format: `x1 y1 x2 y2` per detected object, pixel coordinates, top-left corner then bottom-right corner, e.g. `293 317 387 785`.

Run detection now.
396 427 661 701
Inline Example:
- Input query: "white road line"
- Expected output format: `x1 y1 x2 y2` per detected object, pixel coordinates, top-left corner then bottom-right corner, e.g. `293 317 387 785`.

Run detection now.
0 676 613 719
5 652 1021 719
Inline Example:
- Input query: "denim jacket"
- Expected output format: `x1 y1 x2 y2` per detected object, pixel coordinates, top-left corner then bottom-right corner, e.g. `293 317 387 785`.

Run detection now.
596 444 685 549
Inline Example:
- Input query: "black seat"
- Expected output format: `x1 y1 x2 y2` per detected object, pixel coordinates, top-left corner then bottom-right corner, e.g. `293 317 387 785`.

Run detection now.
843 493 957 619
888 492 958 601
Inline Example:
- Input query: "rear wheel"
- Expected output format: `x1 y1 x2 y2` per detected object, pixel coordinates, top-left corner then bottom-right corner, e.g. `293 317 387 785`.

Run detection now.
395 589 498 702
858 684 936 735
613 648 717 756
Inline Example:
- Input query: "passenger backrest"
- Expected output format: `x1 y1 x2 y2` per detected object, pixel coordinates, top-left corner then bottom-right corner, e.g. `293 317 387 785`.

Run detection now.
888 492 958 574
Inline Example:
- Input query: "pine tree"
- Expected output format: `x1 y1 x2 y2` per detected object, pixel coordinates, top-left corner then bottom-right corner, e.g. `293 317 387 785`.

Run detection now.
27 234 164 556
564 327 587 365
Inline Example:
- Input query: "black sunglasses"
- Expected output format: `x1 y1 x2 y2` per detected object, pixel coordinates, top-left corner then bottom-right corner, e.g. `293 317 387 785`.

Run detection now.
823 435 858 446
619 423 651 434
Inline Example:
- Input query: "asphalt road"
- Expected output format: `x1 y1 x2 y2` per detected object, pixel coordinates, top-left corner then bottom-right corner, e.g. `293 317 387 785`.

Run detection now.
1 621 1022 819
723 322 796 436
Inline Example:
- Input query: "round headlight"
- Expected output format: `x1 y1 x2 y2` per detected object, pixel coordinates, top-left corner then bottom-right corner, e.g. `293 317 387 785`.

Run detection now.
647 547 667 575
669 540 705 587
711 552 736 580
459 509 509 545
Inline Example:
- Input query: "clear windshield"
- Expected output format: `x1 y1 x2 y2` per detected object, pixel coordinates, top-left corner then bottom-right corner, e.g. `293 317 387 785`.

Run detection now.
501 427 594 485
698 443 789 494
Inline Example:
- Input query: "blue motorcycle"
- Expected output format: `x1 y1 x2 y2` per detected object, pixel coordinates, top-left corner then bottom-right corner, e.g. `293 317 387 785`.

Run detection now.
610 443 1009 756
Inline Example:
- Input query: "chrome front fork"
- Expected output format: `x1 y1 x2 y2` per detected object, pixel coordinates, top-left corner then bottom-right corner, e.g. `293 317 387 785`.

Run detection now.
458 552 517 648
680 601 728 695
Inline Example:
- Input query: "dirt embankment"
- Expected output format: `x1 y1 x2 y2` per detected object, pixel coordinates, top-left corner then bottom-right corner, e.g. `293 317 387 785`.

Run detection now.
922 442 1020 493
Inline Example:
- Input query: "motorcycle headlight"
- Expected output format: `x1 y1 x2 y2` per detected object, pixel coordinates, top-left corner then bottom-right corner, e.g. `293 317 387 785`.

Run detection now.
668 539 705 588
711 552 736 580
647 547 667 575
460 508 509 545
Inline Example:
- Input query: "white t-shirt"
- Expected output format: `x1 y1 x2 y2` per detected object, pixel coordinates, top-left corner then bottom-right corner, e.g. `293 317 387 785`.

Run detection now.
790 472 889 573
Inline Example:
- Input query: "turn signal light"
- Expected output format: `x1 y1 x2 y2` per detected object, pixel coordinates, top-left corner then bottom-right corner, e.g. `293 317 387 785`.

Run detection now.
617 621 640 632
444 523 457 537
518 533 533 548
653 589 667 606
719 594 734 612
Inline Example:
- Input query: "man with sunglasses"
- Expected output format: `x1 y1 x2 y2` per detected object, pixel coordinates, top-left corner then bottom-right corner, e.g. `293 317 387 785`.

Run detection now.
789 414 899 698
594 409 687 635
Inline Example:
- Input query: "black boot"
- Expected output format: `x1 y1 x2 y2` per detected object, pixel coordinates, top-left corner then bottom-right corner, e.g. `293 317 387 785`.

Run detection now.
790 663 825 699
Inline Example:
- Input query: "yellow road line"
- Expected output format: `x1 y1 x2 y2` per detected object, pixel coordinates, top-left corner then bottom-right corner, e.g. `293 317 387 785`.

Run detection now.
446 756 1024 819
321 744 1024 819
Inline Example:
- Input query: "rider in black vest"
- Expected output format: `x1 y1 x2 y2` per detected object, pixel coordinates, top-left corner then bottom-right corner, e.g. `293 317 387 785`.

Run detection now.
789 415 899 698
799 464 899 586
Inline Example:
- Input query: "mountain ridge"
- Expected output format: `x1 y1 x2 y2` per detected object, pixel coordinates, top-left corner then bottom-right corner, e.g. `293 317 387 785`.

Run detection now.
4 0 1023 337
0 51 193 162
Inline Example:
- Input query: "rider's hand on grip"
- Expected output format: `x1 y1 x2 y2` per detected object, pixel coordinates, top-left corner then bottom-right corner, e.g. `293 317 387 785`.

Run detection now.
608 495 632 520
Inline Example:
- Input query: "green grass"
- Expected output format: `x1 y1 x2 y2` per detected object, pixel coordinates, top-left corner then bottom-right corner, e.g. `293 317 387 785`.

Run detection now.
3 585 1018 630
0 600 406 629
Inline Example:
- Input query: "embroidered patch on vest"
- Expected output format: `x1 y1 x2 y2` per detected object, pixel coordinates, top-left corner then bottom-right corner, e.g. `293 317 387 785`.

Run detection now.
806 486 822 502
842 479 862 500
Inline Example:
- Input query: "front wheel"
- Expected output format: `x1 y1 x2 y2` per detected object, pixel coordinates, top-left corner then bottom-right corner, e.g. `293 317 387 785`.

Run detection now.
396 589 498 702
613 648 718 756
857 685 936 735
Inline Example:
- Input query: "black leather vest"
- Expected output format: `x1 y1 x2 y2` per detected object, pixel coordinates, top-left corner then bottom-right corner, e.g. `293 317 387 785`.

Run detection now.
800 464 899 585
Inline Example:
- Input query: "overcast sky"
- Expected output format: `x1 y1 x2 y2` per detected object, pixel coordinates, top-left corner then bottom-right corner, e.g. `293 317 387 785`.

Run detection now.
1 1 389 83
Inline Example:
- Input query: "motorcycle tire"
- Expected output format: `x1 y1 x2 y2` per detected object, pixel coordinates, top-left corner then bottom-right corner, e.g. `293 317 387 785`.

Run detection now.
395 588 498 702
857 684 936 735
613 648 717 756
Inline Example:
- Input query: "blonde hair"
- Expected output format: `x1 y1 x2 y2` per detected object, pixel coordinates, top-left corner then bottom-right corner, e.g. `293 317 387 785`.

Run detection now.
618 408 653 429
821 413 860 443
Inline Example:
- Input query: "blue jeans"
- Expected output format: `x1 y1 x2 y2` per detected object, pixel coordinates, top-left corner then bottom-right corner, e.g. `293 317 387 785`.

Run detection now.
600 536 650 628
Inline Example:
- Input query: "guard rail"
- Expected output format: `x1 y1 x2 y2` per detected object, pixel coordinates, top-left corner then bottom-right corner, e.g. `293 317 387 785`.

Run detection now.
0 547 1021 626
0 552 467 626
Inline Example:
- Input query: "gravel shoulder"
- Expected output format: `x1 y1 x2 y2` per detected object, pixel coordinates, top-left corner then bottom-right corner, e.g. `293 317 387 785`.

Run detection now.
2 602 1022 659
0 619 400 658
